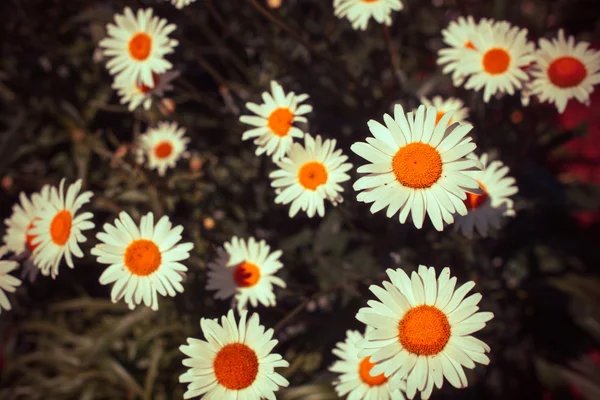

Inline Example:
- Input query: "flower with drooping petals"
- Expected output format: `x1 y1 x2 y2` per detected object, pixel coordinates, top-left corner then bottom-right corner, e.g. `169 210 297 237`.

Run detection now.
113 70 179 111
206 236 285 312
137 121 189 176
351 104 482 231
179 309 289 399
333 0 404 31
420 96 469 126
269 134 352 218
0 247 22 314
356 266 494 399
168 0 196 8
530 29 600 113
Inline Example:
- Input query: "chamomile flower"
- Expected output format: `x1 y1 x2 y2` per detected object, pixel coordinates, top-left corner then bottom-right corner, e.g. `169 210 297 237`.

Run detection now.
356 266 494 399
207 237 285 312
168 0 196 8
91 212 193 311
179 309 289 399
459 21 535 102
351 105 482 231
530 29 600 113
333 0 404 31
269 134 352 218
2 185 50 257
420 96 469 126
29 179 94 279
239 80 312 162
0 247 22 314
137 121 189 176
99 7 178 87
113 70 179 111
453 153 518 238
330 329 407 400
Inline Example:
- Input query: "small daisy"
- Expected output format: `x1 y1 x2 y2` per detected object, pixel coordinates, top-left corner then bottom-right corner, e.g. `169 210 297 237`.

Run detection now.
453 153 518 238
168 0 196 8
437 16 488 86
530 29 600 113
458 20 535 102
179 309 289 399
91 212 193 311
269 134 353 218
239 80 312 162
2 185 50 257
351 104 482 231
207 236 285 312
420 96 469 126
113 70 179 111
29 179 94 279
330 329 407 399
333 0 404 31
356 266 494 399
0 247 22 314
137 121 189 176
99 7 178 87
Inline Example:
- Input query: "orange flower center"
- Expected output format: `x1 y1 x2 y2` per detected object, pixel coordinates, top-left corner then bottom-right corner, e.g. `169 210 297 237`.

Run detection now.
154 141 173 159
128 33 152 61
464 40 476 50
362 0 380 2
392 143 443 188
124 239 161 276
298 161 328 190
233 261 261 287
464 181 489 209
547 56 587 88
267 108 294 137
399 305 451 355
358 357 387 386
482 48 511 75
25 218 40 251
50 210 72 246
213 343 259 390
136 73 160 93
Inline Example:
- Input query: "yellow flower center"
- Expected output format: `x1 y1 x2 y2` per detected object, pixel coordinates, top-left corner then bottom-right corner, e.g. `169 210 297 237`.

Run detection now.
548 56 587 88
482 48 511 75
50 210 72 246
128 32 152 61
267 108 294 137
213 343 259 390
399 305 451 355
124 239 161 276
298 161 328 190
358 357 387 386
392 143 443 188
233 261 261 287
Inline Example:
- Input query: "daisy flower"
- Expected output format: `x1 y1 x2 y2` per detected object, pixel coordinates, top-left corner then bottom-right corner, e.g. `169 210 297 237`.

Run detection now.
91 212 193 311
356 266 494 399
168 0 196 8
437 16 488 86
530 29 600 113
330 329 407 399
113 70 179 111
333 0 404 31
179 309 289 399
137 121 189 176
3 185 50 257
99 7 178 87
458 20 535 102
420 96 469 126
269 134 353 218
207 236 285 311
29 179 94 279
0 247 22 314
239 80 312 162
453 153 518 238
351 104 482 231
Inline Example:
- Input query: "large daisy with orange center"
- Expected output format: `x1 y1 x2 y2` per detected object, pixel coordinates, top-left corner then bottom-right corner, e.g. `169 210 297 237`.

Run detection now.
137 121 189 176
29 179 94 279
333 0 404 31
269 134 353 218
330 329 407 399
113 70 179 111
530 29 600 113
179 309 289 399
419 96 470 126
458 20 535 102
239 80 312 162
453 153 518 238
206 236 286 312
356 266 494 399
91 211 193 311
99 7 178 87
351 104 482 231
